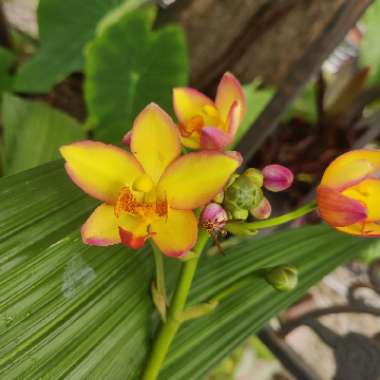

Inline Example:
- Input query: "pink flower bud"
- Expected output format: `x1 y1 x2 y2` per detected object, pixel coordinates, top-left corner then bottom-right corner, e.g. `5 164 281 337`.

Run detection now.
250 197 271 219
262 164 294 192
200 203 228 232
122 131 132 146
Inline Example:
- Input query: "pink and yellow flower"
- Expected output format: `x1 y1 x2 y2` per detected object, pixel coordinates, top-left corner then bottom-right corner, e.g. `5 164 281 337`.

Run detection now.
60 103 240 256
173 72 246 150
317 149 380 237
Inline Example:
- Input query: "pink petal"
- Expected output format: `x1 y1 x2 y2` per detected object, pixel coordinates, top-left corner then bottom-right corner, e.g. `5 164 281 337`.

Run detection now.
317 185 368 227
200 126 232 150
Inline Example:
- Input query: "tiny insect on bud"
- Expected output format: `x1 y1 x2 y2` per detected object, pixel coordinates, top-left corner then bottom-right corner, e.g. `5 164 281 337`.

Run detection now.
262 164 294 192
265 265 298 292
251 197 271 219
200 203 228 232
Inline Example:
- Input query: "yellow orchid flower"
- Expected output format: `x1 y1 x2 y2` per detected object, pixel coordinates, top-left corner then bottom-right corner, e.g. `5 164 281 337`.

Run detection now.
60 103 240 257
317 149 380 237
173 72 246 150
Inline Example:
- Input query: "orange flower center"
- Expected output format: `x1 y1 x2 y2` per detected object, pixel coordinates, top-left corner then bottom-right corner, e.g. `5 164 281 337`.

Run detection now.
115 176 167 223
179 105 225 138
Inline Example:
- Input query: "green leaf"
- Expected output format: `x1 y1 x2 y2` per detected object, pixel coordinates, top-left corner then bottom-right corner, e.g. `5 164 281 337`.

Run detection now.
282 81 317 123
0 161 373 379
0 47 15 92
84 8 188 142
360 1 380 86
1 94 85 175
13 0 131 93
232 80 274 147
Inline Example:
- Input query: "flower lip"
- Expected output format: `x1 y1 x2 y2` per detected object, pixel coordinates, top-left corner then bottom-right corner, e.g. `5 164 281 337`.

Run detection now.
317 185 368 227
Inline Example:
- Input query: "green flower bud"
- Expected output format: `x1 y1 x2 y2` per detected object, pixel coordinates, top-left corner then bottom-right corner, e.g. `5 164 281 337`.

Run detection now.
243 168 264 188
223 175 264 220
265 265 298 292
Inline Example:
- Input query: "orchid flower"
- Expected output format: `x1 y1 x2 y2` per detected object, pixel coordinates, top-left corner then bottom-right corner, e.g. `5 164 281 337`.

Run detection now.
173 72 246 150
317 149 380 237
60 103 240 257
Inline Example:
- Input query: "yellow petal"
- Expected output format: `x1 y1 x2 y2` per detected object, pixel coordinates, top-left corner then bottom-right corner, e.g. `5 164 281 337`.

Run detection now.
180 134 201 149
321 149 380 190
118 212 149 249
151 208 198 257
337 221 380 237
131 103 181 183
60 141 143 204
215 72 246 125
81 203 120 246
173 87 214 124
342 178 380 222
158 151 240 210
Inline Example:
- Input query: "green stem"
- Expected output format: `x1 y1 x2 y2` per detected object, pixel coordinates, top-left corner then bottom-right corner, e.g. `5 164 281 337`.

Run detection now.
152 242 166 300
226 200 317 233
209 276 256 303
142 229 209 380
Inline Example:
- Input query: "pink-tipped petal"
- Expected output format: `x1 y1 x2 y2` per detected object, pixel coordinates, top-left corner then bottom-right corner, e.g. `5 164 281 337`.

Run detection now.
158 151 240 210
321 149 380 190
60 141 144 204
81 203 121 246
215 72 246 125
227 101 241 137
262 164 294 192
151 208 198 257
225 150 243 166
200 127 232 150
317 185 368 227
173 87 214 124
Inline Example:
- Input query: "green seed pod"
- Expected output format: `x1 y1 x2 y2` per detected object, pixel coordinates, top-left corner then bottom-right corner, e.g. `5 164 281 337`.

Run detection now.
243 168 264 188
265 265 298 292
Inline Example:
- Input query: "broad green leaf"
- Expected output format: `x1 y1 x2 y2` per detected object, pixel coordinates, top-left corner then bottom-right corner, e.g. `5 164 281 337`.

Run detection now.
0 161 373 379
84 8 188 142
232 80 274 147
360 1 380 86
0 47 15 92
13 0 134 93
1 94 85 175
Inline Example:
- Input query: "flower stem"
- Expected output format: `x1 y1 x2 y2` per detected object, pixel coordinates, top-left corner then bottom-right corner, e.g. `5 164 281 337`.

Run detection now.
225 200 317 234
142 229 209 380
152 242 167 300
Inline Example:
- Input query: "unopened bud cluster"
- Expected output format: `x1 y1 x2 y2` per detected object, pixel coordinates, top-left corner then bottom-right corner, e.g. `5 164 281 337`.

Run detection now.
200 164 294 235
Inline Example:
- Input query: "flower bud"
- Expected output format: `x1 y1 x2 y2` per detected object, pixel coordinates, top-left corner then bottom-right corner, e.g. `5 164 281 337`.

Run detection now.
200 203 228 232
262 164 294 192
265 265 298 292
243 168 264 187
213 191 224 204
122 131 132 146
223 175 263 220
250 197 271 219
